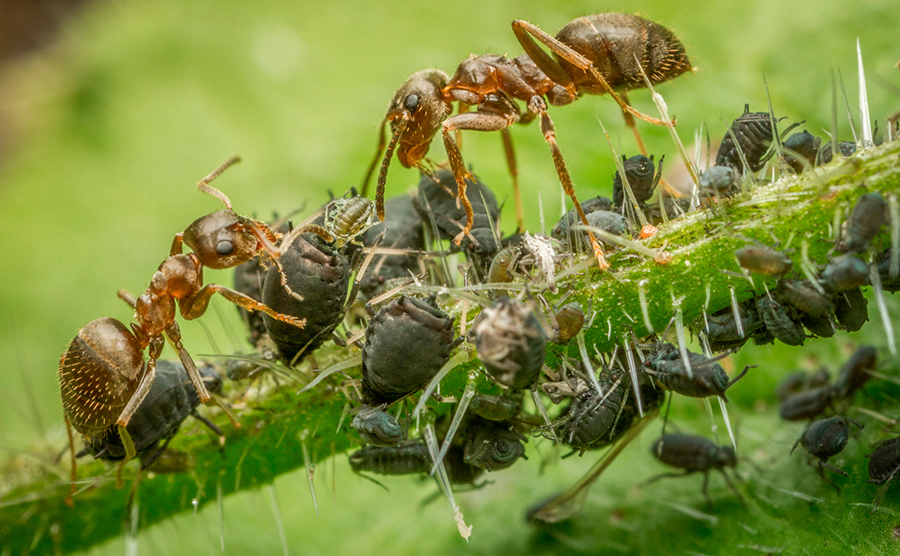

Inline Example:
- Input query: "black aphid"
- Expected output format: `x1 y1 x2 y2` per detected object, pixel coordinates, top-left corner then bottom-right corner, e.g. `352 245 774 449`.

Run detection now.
644 343 753 401
792 416 862 491
834 287 869 332
612 154 664 207
782 130 821 173
462 418 527 472
775 368 831 401
840 192 889 254
349 441 431 476
716 105 794 174
821 255 869 292
647 433 741 505
757 296 806 346
351 405 406 447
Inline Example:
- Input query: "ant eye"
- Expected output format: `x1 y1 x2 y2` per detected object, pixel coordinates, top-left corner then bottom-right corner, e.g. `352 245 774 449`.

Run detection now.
404 93 419 112
216 240 234 256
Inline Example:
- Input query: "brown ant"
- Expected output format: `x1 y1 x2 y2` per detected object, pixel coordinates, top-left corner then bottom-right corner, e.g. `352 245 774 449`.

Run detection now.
59 157 329 487
363 13 692 269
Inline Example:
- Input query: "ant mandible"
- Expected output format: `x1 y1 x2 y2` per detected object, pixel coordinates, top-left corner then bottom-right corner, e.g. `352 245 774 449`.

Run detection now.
59 157 329 479
362 13 692 269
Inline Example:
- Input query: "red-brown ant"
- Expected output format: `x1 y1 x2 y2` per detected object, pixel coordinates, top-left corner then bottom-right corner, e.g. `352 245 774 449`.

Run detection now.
59 157 327 487
363 13 692 269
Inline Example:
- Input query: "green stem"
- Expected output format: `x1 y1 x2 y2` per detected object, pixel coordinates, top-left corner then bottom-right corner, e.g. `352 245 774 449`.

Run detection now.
2 141 899 555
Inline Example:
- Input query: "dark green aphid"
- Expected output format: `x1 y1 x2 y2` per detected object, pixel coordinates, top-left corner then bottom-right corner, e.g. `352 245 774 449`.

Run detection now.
462 418 526 472
351 406 405 447
647 433 741 505
792 416 862 491
757 296 805 346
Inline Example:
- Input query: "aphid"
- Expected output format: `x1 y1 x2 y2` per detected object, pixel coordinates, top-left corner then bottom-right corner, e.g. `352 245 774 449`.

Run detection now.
735 244 793 276
348 441 431 476
647 433 741 505
462 418 527 472
715 105 793 174
697 302 764 352
556 371 630 454
840 191 889 254
698 165 739 200
799 313 837 338
779 384 838 421
868 437 900 488
818 140 857 164
414 169 500 272
442 444 486 485
550 195 614 246
782 130 821 173
556 208 630 252
612 154 664 208
775 367 831 402
324 196 377 248
366 14 692 266
487 245 524 285
835 345 877 398
472 296 546 389
643 343 753 401
756 296 806 346
821 255 869 292
80 360 224 467
876 249 900 292
356 194 426 300
552 302 585 344
262 232 351 364
468 393 523 422
778 279 835 317
361 295 455 405
59 158 308 463
351 405 406 447
792 416 863 490
834 287 869 332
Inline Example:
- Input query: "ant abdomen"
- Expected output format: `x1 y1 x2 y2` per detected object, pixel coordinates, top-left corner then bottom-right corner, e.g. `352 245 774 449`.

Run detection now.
59 317 144 436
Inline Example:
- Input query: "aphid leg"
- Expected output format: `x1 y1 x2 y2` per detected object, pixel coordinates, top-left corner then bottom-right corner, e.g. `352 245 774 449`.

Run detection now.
815 461 843 492
511 20 665 126
719 469 745 505
64 416 77 506
500 129 525 233
192 410 227 446
726 365 756 390
643 469 693 487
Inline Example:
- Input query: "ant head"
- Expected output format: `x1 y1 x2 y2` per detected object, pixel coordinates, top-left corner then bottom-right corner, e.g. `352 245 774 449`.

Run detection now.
386 69 450 168
183 211 268 269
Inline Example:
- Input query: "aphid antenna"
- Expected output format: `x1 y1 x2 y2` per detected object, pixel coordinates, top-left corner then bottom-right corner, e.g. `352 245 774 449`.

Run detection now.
869 264 897 356
576 331 604 398
632 53 701 205
295 354 362 395
889 194 900 279
599 119 648 232
423 423 472 540
264 485 290 556
857 39 875 148
837 68 860 144
429 380 476 477
622 336 644 417
412 350 472 422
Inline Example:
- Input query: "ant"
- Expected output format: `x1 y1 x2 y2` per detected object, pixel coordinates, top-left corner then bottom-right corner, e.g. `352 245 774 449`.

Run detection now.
363 13 692 269
59 157 327 480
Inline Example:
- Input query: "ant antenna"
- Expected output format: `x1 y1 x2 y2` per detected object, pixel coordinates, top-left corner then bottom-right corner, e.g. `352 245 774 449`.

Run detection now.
197 156 241 209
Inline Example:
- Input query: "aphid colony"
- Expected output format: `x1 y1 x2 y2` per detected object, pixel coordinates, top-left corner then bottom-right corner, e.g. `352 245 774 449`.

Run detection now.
55 11 900 538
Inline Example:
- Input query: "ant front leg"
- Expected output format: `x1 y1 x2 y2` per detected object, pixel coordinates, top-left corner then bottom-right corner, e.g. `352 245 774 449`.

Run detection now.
164 320 211 403
511 20 666 126
180 283 307 329
500 129 525 233
530 97 608 270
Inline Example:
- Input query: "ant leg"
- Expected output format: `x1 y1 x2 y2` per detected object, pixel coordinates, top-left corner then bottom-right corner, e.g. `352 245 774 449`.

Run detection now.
500 129 525 233
116 345 161 427
642 470 692 487
164 321 211 403
534 103 609 270
361 118 388 197
181 283 306 329
511 20 666 126
620 94 648 156
64 416 77 506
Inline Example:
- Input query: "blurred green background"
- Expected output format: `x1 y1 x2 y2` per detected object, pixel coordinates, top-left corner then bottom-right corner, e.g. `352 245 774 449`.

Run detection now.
0 0 899 554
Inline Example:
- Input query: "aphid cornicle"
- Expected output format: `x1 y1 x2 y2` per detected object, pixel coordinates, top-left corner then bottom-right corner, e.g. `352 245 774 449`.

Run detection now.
472 296 547 389
792 416 862 490
462 418 527 472
756 296 806 346
262 232 351 365
80 360 224 467
735 245 793 276
351 405 405 447
643 343 752 401
361 295 455 405
840 191 889 254
647 433 741 505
